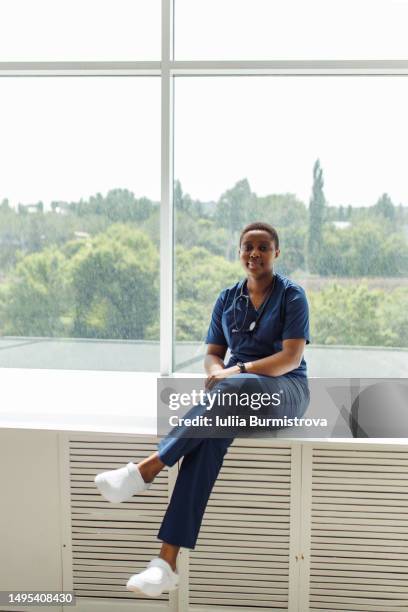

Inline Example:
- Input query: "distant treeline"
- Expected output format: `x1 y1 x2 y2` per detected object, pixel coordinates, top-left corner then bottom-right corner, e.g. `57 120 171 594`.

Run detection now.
1 160 408 347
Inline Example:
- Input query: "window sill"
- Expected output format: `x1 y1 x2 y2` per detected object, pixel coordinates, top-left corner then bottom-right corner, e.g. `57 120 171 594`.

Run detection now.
1 367 407 446
0 368 158 435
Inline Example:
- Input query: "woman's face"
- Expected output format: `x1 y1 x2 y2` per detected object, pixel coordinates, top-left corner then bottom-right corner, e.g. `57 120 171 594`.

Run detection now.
239 230 280 279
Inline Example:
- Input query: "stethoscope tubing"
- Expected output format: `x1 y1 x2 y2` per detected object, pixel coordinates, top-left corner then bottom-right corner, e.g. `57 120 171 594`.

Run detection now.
231 276 277 334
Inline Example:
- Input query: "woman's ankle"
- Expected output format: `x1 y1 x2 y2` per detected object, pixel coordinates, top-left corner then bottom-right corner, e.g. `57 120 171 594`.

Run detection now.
159 545 179 573
159 555 177 573
137 453 165 483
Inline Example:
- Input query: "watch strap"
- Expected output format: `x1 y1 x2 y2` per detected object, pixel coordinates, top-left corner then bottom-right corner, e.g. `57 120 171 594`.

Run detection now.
237 361 247 373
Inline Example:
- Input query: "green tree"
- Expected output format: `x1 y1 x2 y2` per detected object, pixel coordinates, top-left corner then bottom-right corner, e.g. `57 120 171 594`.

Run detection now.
307 159 326 273
174 180 195 215
275 226 306 275
0 206 20 271
175 212 227 256
215 179 254 260
318 220 408 277
373 192 396 224
378 287 408 347
0 198 10 212
251 193 307 228
308 284 393 346
0 247 71 336
70 224 158 339
104 189 153 222
170 245 241 341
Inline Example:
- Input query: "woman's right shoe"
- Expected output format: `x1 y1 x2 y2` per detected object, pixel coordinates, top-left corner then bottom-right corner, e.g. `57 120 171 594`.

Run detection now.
126 558 179 597
94 462 152 503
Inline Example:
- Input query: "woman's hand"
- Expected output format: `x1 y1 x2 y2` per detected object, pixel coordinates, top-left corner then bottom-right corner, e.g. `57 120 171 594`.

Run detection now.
205 365 240 391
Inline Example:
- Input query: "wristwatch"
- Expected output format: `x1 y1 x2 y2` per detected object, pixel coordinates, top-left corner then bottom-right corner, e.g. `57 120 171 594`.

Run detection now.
237 361 247 373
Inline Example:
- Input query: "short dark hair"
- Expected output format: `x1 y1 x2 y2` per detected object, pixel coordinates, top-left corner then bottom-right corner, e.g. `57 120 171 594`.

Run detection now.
239 222 279 249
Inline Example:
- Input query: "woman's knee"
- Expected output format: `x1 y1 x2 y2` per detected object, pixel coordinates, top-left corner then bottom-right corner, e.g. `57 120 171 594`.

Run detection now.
213 373 264 395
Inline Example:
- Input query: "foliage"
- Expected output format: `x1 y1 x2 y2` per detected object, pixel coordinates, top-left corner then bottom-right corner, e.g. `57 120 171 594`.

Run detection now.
378 287 408 348
372 192 396 225
215 179 255 260
251 193 307 228
174 245 241 341
275 226 306 275
175 214 228 257
0 247 71 336
69 188 155 222
317 220 408 277
1 174 408 348
69 224 158 339
307 159 326 273
308 283 408 348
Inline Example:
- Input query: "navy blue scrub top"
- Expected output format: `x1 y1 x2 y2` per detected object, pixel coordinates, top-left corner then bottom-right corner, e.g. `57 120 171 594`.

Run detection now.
205 272 310 378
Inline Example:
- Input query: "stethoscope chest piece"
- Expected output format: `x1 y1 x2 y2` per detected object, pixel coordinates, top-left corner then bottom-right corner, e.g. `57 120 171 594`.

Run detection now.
231 277 276 335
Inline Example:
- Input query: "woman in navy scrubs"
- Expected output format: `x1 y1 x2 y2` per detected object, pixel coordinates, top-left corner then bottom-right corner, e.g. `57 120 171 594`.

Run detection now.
94 221 310 596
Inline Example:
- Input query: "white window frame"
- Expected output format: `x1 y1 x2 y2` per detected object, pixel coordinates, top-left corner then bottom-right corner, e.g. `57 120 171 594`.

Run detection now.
1 0 408 376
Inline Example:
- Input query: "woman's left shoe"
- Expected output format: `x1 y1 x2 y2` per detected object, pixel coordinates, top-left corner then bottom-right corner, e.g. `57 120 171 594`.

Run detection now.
126 558 179 597
94 462 152 503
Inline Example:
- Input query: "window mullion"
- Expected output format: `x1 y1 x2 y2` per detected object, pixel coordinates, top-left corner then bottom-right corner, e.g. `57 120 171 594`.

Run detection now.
160 0 174 375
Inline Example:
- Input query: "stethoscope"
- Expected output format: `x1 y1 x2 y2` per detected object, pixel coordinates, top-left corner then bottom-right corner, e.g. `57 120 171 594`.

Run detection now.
231 275 278 334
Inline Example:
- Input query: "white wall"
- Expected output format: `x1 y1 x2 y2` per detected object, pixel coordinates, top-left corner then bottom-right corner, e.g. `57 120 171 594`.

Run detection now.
0 429 63 597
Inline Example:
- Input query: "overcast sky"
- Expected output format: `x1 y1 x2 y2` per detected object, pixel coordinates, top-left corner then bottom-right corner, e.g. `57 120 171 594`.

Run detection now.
1 0 408 209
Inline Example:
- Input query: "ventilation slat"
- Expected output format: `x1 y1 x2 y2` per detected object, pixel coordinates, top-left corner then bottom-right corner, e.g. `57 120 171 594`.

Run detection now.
313 483 408 492
311 538 408 549
196 538 289 548
311 595 408 606
190 442 294 610
221 467 291 476
310 571 408 581
189 563 289 575
190 584 288 594
68 436 169 605
191 551 289 562
312 508 408 519
190 576 288 587
73 588 167 600
313 450 408 459
309 606 406 612
313 456 408 466
189 595 288 605
313 472 408 483
311 560 408 570
217 460 291 469
308 446 408 611
312 518 408 529
313 502 408 511
311 579 408 591
310 586 408 598
205 505 290 515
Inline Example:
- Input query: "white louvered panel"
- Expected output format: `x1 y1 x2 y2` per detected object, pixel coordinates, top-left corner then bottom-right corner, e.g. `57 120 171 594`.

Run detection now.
307 445 408 612
189 441 298 612
68 436 171 605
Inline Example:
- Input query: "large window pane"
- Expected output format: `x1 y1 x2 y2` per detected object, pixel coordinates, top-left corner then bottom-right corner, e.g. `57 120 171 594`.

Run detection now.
175 0 408 60
0 77 160 371
0 0 160 61
174 76 408 377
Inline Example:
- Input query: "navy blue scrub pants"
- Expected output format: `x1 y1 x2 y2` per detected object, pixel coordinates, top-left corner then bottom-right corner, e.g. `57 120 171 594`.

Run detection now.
156 372 310 550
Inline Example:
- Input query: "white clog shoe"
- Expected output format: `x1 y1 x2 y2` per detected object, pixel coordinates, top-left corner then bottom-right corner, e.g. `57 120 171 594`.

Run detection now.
94 462 152 503
126 558 179 597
